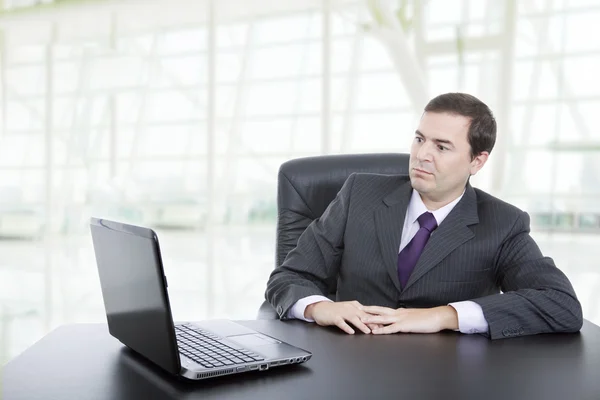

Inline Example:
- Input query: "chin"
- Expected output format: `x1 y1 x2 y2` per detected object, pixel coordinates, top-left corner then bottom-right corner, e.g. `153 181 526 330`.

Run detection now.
410 178 431 193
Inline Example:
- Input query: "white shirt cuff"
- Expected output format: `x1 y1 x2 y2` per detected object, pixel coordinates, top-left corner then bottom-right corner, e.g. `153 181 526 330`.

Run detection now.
448 301 489 334
288 295 333 322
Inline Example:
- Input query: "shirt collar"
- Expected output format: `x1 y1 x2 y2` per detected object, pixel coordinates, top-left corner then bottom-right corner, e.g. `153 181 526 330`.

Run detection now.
407 188 465 227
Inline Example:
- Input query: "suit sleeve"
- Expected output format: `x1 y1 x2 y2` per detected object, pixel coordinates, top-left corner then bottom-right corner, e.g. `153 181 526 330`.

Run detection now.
264 173 357 319
472 211 583 339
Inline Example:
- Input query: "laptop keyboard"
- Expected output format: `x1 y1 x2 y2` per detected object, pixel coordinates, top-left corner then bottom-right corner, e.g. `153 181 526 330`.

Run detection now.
175 324 265 369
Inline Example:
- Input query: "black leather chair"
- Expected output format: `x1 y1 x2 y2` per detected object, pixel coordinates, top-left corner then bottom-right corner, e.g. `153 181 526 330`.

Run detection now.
257 153 411 319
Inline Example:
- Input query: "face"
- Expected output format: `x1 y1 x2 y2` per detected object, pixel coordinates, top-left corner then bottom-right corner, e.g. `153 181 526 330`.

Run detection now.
409 111 488 206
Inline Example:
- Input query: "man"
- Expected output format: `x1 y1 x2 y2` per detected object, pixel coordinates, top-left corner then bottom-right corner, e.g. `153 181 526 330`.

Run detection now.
265 92 583 340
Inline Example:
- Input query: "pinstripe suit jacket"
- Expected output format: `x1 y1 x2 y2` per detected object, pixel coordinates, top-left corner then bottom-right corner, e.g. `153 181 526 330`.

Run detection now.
265 173 583 339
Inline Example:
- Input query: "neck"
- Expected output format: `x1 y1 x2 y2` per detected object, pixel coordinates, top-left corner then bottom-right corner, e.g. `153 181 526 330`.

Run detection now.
418 188 465 211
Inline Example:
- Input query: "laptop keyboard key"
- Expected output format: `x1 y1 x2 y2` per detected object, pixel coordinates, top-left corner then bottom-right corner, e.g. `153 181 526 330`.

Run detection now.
177 324 269 367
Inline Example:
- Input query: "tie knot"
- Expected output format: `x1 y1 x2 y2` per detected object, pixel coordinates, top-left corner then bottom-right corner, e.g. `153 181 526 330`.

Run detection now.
417 212 438 232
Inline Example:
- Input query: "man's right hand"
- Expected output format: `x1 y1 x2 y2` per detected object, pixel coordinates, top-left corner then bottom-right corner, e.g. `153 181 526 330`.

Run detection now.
304 301 375 334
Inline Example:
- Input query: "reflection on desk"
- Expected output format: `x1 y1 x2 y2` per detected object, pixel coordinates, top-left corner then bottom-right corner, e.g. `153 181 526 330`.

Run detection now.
117 346 312 400
3 319 600 400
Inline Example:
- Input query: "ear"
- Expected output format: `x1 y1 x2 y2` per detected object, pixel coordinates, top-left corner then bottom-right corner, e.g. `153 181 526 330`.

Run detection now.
470 152 489 176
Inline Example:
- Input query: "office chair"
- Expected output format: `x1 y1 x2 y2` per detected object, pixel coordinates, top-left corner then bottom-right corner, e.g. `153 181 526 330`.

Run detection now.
257 153 411 319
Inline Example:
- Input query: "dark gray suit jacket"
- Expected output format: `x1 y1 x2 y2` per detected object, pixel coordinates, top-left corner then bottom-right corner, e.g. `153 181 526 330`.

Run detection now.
265 173 583 339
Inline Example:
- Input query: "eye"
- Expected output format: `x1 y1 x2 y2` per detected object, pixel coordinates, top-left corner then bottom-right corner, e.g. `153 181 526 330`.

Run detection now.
415 137 423 143
437 145 448 151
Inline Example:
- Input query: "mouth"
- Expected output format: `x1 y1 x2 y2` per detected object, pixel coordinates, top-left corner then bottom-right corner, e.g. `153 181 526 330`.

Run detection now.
412 168 433 176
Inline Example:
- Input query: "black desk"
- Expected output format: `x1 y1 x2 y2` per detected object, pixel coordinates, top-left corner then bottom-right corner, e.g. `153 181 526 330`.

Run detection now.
4 320 600 400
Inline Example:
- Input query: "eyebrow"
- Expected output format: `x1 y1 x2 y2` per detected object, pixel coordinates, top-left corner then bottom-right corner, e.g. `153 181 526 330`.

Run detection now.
415 130 455 148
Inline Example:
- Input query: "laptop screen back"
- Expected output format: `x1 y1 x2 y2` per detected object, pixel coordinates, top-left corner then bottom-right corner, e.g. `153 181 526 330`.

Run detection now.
90 218 180 374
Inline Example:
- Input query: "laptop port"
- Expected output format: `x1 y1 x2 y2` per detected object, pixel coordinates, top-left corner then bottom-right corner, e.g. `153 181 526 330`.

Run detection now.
259 364 269 371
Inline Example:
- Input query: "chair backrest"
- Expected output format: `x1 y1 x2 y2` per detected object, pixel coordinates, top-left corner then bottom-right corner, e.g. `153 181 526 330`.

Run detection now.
275 153 410 269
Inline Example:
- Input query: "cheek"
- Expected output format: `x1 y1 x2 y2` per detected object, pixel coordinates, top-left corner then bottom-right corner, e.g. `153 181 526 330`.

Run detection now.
436 158 466 180
409 143 418 157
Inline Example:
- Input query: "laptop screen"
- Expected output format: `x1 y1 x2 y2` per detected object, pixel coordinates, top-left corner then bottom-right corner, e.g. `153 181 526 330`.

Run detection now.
90 218 180 374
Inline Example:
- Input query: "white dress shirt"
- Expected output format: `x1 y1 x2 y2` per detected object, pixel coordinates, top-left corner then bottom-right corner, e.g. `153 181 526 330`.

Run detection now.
288 188 489 335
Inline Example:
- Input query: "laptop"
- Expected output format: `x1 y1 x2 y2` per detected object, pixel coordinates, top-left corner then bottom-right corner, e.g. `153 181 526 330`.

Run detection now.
89 217 312 380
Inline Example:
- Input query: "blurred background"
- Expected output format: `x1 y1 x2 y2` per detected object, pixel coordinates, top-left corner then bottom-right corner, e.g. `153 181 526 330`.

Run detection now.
1 0 599 365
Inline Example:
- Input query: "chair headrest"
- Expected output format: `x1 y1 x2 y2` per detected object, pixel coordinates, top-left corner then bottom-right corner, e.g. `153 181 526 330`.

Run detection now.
275 153 410 268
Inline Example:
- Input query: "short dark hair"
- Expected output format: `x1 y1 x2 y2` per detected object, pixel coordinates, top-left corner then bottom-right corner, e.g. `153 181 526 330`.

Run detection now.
424 93 497 159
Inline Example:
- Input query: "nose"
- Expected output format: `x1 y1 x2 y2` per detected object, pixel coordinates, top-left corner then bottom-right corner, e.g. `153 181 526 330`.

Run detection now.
416 141 433 162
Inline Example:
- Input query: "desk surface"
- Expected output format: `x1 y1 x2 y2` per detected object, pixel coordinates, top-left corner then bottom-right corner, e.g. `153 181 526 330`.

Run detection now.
4 320 600 400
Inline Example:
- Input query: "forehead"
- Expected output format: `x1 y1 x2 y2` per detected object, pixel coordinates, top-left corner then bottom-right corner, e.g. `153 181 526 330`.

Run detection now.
417 112 471 142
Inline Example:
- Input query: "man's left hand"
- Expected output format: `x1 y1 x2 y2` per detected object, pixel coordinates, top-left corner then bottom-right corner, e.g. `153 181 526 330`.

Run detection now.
360 305 458 334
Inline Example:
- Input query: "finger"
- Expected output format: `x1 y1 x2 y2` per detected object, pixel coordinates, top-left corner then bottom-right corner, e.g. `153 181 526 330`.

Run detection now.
351 300 364 311
366 323 383 330
372 323 402 335
349 316 371 334
358 309 374 323
362 306 395 316
335 318 355 335
361 315 396 325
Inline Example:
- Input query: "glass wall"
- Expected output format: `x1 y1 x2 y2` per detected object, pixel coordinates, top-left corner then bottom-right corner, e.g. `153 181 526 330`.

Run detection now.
1 0 599 364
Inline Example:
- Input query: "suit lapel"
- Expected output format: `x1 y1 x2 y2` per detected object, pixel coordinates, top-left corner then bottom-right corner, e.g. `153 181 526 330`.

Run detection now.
403 183 479 291
374 179 413 293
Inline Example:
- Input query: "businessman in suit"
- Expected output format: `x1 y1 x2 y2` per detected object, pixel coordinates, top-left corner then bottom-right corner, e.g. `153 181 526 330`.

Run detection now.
265 92 583 340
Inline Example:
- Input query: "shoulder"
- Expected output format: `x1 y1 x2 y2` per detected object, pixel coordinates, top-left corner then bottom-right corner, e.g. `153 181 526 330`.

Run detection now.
473 187 528 227
348 172 410 189
341 173 410 206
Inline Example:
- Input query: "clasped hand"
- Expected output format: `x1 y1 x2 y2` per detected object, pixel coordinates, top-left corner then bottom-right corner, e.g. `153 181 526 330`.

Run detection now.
304 301 457 335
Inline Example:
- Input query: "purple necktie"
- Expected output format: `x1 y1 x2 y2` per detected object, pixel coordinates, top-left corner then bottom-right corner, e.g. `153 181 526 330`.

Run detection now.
398 211 438 288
